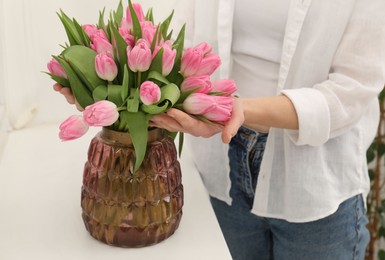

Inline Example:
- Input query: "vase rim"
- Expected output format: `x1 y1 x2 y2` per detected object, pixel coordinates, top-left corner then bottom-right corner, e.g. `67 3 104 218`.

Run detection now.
100 127 164 146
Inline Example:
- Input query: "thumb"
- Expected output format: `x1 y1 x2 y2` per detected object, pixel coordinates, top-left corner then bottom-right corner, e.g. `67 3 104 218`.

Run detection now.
221 98 244 144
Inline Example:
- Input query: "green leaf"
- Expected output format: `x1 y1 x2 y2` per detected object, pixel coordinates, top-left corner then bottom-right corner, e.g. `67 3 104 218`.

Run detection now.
145 8 154 23
44 72 70 87
167 24 185 84
127 88 140 112
108 84 124 106
57 10 83 46
160 83 180 108
368 169 375 181
178 87 200 104
166 29 173 41
93 85 108 101
379 250 385 260
172 24 186 62
150 24 161 52
148 48 164 74
113 0 124 26
160 10 174 39
125 111 151 171
141 102 169 114
378 143 385 157
178 132 184 157
109 22 128 79
147 71 170 85
118 110 130 131
121 66 130 102
98 8 106 30
73 18 90 47
128 0 142 41
62 45 106 91
379 227 385 238
53 56 93 109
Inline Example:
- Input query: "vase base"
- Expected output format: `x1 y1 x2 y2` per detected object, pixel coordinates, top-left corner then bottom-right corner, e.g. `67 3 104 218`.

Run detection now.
81 211 183 248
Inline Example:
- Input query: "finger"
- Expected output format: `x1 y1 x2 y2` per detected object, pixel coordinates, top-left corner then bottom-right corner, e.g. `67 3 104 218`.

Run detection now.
60 87 75 104
222 98 244 144
53 83 63 92
150 114 184 132
167 109 222 137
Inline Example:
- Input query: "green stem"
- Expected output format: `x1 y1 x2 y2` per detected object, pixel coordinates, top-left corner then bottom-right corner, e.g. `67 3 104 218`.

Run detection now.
138 72 142 86
117 106 127 112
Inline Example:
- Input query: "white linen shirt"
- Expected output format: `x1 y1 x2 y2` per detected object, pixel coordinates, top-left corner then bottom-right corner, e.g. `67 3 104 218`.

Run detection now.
173 0 385 222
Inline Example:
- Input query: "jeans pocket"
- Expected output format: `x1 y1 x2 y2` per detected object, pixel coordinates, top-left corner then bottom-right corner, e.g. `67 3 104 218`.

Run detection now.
228 127 267 201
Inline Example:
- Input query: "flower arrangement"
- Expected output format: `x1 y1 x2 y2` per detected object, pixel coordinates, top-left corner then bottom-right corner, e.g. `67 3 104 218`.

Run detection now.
46 0 237 171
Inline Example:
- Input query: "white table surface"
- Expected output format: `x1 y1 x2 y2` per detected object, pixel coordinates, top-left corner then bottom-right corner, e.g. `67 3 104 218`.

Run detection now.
0 124 231 260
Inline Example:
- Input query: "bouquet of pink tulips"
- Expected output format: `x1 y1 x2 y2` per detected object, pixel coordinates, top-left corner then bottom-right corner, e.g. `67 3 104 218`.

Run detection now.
46 0 237 170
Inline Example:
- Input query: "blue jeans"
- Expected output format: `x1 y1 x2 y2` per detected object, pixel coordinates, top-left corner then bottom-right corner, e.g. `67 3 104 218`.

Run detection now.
210 126 370 260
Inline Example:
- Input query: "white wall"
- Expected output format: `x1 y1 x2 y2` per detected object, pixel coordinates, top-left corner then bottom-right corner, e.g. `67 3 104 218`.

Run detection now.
0 0 179 129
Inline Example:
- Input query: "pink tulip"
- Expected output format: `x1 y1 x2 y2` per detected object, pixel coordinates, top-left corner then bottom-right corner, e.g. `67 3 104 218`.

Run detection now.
127 39 152 72
194 42 213 55
82 24 98 38
83 100 119 126
47 58 67 79
195 53 221 76
121 3 146 32
91 29 109 41
119 27 135 48
180 75 212 94
90 34 113 55
153 41 176 76
140 81 161 105
183 93 234 122
59 115 89 141
95 52 118 81
180 47 204 77
141 21 158 46
211 79 237 96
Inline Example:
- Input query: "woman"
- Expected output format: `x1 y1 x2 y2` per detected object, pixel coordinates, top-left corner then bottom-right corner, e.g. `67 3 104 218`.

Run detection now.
55 0 385 258
149 0 385 259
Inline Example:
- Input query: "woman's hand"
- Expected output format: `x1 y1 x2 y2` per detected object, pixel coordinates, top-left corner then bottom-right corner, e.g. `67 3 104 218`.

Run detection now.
150 108 224 139
150 97 246 144
53 83 83 111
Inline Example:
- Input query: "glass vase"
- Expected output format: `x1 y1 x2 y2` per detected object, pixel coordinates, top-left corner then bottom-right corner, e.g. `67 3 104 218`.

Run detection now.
81 127 183 247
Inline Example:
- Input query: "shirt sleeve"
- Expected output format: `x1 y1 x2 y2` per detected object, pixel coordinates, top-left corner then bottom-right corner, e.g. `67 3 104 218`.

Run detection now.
281 0 385 146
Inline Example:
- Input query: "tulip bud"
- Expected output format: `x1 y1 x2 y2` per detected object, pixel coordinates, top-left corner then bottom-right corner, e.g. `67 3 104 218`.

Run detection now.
141 21 158 46
47 58 67 79
122 3 146 32
194 42 213 55
90 34 113 55
83 100 119 126
211 79 237 96
119 27 135 48
95 52 118 81
180 75 212 94
195 53 221 76
140 81 161 105
59 115 89 141
183 93 233 122
82 24 98 38
153 41 176 76
180 48 204 77
127 39 152 72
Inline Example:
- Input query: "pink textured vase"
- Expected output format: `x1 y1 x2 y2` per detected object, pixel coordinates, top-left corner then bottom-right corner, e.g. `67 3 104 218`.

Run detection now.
81 127 183 247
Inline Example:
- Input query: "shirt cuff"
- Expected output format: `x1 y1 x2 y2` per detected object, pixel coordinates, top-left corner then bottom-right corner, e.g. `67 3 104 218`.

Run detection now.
281 88 330 146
